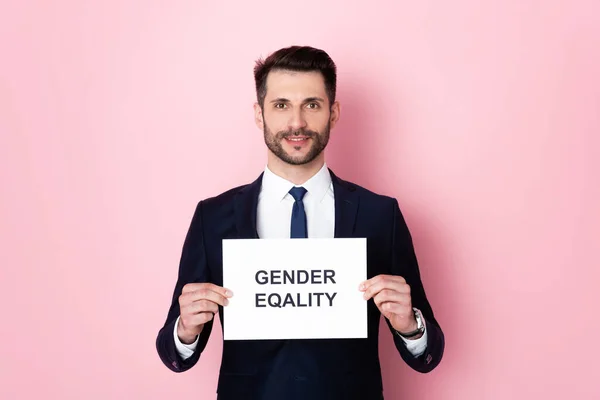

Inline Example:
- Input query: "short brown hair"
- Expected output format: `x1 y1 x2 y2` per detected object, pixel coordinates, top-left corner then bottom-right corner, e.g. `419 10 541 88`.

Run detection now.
253 45 337 108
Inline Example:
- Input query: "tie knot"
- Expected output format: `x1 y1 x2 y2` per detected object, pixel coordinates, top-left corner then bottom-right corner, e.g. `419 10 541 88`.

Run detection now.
289 186 307 202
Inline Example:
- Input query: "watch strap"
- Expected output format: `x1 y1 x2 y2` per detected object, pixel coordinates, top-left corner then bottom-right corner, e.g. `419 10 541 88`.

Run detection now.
394 308 425 339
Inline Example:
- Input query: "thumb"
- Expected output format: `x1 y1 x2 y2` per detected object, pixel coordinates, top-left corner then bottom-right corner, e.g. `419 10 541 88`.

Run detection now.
378 305 393 320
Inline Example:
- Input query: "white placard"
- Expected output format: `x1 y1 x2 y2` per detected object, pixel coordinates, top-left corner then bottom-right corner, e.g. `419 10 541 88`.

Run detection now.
222 238 367 340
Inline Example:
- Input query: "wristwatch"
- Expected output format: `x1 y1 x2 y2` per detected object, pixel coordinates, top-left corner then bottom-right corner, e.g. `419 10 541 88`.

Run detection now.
395 308 425 339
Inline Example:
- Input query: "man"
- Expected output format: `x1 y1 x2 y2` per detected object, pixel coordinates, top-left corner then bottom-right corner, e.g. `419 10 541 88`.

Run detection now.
156 45 444 399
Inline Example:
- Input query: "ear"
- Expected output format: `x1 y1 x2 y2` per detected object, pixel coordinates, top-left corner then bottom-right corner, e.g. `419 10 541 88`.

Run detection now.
254 102 264 130
329 100 341 129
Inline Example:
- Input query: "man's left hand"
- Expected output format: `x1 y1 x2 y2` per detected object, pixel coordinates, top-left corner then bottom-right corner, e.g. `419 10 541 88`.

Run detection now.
359 274 418 334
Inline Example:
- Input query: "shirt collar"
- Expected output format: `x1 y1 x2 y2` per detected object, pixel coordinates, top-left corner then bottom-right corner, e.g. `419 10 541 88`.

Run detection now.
261 163 332 202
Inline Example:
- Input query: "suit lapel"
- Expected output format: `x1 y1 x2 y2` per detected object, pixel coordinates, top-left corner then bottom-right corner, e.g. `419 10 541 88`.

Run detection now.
234 173 263 239
233 168 359 239
330 169 359 238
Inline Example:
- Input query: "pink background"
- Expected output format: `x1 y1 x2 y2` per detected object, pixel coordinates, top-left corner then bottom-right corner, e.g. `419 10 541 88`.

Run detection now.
1 1 599 399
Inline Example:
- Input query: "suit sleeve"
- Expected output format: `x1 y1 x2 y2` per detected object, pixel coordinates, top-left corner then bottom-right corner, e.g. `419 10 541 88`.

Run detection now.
155 200 214 372
386 198 445 373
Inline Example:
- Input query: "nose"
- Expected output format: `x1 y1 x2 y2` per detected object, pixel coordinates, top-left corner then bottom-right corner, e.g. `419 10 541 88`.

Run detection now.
288 108 307 131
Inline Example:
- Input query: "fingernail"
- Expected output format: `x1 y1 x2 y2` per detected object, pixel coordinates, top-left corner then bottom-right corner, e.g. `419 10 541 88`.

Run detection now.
226 290 233 297
359 283 365 291
224 299 229 306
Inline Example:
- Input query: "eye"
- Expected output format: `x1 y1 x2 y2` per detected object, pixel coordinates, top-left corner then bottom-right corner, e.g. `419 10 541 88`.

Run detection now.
274 103 287 109
306 102 319 109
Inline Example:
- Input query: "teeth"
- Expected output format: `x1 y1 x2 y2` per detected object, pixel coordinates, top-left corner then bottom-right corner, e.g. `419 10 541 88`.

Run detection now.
288 138 306 141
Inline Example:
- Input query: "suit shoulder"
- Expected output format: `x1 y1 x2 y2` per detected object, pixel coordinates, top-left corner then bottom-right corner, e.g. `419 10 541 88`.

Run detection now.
198 183 248 209
338 177 398 206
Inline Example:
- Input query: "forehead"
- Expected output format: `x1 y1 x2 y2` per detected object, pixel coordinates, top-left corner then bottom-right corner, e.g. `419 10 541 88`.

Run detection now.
264 70 327 101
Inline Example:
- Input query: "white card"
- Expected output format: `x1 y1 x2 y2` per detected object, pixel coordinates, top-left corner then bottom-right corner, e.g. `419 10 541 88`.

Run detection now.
222 238 368 340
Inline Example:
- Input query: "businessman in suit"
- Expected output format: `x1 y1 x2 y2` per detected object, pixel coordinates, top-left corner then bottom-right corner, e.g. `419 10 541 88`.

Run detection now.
156 45 444 399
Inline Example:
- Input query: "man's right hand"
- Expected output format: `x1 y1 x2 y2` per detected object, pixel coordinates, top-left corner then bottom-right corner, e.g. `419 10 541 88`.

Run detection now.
177 283 233 344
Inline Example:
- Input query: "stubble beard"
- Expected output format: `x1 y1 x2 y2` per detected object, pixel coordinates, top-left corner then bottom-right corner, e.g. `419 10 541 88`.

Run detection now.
263 121 330 166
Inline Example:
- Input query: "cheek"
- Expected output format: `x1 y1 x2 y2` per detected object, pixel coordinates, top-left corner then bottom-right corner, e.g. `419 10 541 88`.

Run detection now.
263 113 287 132
307 113 330 130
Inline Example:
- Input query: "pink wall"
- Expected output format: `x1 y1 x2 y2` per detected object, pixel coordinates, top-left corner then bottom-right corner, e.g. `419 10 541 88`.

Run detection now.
1 1 599 399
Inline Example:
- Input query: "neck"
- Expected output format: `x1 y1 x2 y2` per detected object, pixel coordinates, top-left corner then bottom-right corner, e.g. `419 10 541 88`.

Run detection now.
267 152 325 185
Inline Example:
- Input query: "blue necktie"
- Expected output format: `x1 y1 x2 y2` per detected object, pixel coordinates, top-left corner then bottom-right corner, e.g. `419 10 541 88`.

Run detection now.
289 187 308 238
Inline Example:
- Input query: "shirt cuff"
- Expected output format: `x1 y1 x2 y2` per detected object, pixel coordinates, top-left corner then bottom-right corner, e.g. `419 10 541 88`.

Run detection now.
173 315 199 360
397 321 428 357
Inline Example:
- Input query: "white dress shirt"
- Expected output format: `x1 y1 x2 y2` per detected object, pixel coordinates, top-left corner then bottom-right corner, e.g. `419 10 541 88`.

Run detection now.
174 163 428 359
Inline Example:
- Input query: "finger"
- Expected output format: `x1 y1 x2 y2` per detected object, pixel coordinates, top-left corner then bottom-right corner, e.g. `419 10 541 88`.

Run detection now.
182 282 233 297
379 302 412 318
185 288 230 307
359 274 406 292
372 289 410 308
185 311 215 327
362 279 410 301
182 283 203 293
186 299 219 315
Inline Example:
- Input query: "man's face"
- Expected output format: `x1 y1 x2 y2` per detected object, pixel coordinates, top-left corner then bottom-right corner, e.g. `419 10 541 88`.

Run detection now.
255 70 340 165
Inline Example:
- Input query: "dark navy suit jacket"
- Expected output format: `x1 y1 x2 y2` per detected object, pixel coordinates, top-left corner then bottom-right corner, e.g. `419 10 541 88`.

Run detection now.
156 169 445 400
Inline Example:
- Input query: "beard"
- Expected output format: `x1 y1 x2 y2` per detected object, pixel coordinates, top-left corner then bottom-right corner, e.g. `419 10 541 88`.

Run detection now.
263 121 330 165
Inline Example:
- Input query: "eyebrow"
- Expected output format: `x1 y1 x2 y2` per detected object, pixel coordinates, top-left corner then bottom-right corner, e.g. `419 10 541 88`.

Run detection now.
270 97 325 104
